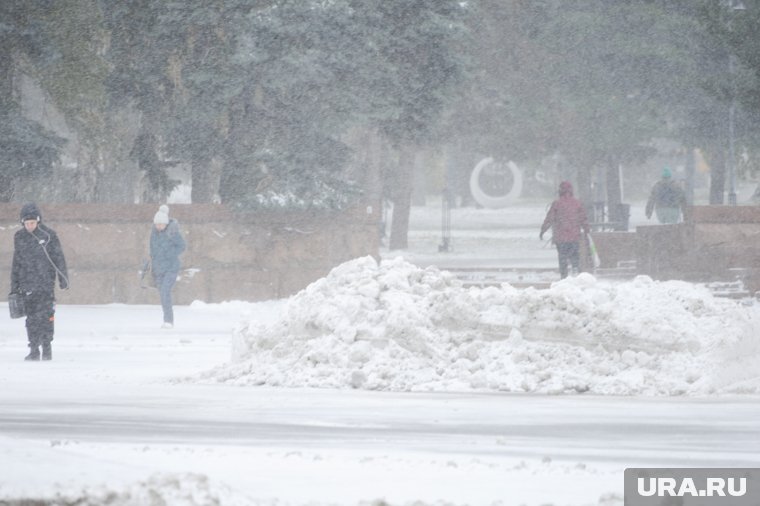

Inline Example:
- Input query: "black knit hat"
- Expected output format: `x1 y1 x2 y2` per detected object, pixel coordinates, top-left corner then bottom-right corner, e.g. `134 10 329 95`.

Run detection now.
19 203 41 223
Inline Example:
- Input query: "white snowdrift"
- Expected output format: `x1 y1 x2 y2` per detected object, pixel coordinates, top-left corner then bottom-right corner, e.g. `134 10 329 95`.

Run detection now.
0 470 499 506
0 473 421 506
206 256 760 395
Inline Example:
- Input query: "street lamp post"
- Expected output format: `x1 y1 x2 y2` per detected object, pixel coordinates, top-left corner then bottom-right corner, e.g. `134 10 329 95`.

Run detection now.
728 54 738 206
726 0 745 206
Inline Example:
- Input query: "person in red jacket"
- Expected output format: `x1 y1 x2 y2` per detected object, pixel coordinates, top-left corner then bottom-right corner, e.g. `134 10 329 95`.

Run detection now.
540 181 590 279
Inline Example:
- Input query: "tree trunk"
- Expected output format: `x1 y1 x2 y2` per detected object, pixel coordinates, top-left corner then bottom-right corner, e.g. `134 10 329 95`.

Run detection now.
0 47 13 113
445 144 474 207
344 126 385 210
359 128 386 255
97 136 139 203
575 163 593 208
190 155 224 203
708 147 726 205
685 146 695 206
412 149 427 206
0 172 14 202
1 50 17 201
388 145 415 250
605 159 623 224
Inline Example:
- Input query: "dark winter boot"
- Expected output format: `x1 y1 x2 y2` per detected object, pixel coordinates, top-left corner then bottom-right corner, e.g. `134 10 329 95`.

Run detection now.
24 345 40 361
41 341 52 361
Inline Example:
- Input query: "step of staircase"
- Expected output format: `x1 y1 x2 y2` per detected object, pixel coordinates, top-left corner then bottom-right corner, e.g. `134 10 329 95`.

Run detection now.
429 262 756 300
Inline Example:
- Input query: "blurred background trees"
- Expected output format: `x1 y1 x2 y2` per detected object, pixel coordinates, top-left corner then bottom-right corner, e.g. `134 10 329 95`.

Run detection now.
2 0 760 244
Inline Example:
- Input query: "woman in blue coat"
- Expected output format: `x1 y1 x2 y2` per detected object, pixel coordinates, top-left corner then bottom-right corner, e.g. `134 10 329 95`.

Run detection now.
150 205 186 328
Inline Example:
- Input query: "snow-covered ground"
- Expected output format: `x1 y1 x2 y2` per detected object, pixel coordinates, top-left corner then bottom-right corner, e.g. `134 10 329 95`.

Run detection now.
385 197 562 270
385 196 654 271
1 199 760 505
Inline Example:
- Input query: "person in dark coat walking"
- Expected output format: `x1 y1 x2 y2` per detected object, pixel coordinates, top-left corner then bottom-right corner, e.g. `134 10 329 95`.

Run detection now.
11 203 69 361
540 181 590 279
150 205 186 328
645 167 686 224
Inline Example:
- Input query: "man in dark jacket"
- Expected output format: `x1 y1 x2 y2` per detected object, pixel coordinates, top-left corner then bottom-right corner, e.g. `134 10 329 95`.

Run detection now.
645 167 686 224
540 181 590 279
11 203 69 361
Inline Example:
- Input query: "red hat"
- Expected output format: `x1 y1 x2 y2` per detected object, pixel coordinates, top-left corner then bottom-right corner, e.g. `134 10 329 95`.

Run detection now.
559 181 573 195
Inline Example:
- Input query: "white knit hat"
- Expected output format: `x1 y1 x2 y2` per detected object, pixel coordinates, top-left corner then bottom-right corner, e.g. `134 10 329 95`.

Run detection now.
153 204 169 225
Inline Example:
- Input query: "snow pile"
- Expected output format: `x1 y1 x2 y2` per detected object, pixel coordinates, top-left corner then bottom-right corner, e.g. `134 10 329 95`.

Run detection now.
1 472 564 506
0 474 248 506
209 256 760 395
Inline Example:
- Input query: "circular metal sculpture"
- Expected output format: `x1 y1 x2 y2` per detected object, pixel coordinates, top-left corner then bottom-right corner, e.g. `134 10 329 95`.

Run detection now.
469 157 523 208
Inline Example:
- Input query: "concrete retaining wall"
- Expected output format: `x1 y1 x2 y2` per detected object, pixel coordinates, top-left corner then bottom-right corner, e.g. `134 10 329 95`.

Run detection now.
0 204 380 304
593 205 760 294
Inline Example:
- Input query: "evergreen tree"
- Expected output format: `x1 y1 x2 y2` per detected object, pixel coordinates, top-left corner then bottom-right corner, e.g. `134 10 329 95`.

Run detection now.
446 0 722 211
217 0 361 207
346 0 469 247
693 0 760 200
0 1 66 201
102 0 183 201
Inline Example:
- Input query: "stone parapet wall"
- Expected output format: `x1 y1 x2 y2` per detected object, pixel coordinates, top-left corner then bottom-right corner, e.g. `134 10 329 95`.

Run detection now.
634 223 691 278
588 231 637 269
689 205 760 224
634 206 760 292
0 204 380 304
687 206 760 293
591 205 760 293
